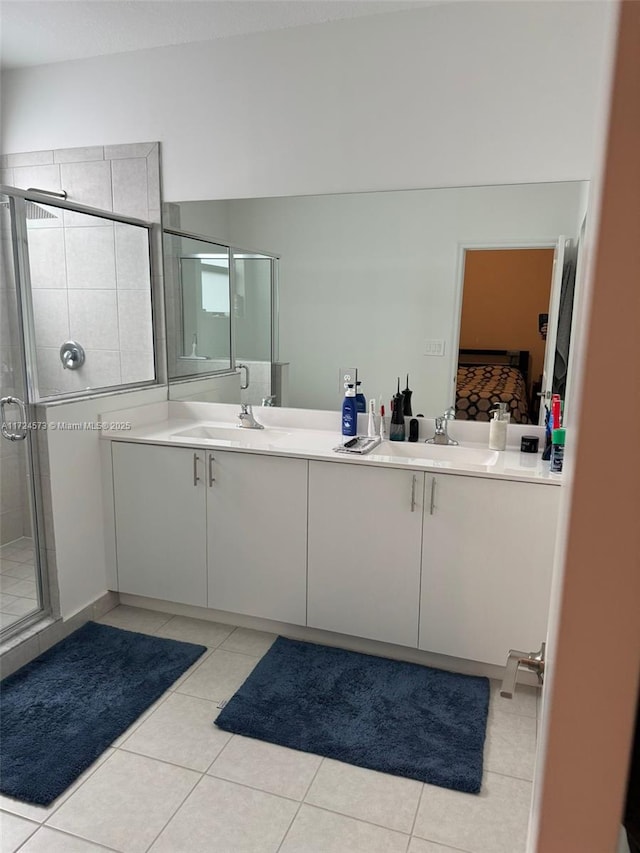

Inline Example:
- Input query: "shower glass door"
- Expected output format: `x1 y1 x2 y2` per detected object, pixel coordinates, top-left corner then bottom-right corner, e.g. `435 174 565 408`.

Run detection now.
0 193 49 637
232 250 277 406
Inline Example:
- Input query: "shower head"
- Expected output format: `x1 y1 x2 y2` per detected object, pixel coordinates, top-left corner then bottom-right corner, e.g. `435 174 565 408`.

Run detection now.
0 200 58 220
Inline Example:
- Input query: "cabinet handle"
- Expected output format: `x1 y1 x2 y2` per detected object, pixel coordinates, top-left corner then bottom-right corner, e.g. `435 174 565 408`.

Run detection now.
193 453 200 486
429 477 436 515
410 475 417 512
208 453 215 487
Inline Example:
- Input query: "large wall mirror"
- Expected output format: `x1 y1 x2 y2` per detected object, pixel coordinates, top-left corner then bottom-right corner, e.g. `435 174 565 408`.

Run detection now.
163 180 587 420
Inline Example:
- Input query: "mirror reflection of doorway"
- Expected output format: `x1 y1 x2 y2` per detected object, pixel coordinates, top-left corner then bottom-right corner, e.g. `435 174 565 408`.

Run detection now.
456 247 558 425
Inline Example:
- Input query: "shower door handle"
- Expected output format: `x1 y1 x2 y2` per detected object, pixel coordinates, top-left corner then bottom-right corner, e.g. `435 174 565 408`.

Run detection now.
238 363 250 390
1 396 28 441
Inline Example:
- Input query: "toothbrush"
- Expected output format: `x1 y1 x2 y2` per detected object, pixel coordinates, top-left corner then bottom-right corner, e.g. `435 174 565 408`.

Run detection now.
379 403 386 439
367 398 377 438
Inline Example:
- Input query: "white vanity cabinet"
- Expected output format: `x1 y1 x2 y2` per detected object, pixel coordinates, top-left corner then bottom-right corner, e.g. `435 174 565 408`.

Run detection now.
419 473 560 665
112 441 308 622
111 436 561 671
307 460 425 647
206 450 307 624
112 442 207 606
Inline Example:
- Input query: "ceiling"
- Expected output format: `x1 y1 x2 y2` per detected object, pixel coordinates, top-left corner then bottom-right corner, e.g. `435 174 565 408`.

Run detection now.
0 0 433 69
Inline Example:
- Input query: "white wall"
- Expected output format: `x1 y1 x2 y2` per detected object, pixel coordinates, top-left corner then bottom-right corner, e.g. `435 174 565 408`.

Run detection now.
46 387 166 618
1 3 615 201
180 182 585 412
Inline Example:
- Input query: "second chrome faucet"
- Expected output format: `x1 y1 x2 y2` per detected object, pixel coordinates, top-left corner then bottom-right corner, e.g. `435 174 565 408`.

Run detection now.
426 407 459 446
237 404 264 430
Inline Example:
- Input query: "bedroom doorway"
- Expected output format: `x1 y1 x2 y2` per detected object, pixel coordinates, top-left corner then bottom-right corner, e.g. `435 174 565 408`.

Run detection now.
455 242 568 425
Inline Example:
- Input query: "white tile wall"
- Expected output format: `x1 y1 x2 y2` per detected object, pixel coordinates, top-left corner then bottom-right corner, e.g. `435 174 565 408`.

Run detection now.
10 144 160 399
31 291 70 347
26 229 66 289
111 158 149 221
1 150 53 168
116 290 153 352
13 164 62 194
60 161 113 216
68 289 119 350
53 146 105 164
65 226 116 290
115 225 150 289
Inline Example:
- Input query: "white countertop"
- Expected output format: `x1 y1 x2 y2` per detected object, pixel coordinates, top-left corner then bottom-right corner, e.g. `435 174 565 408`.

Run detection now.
100 402 561 486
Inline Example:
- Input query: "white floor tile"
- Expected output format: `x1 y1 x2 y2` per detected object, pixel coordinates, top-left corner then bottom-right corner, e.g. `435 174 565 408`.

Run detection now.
0 811 38 853
0 560 35 580
97 605 173 635
46 750 199 853
4 579 37 599
168 647 215 691
484 710 537 781
121 692 231 771
110 696 170 748
219 626 277 656
408 838 463 852
1 596 37 616
0 576 22 593
5 548 35 564
154 614 234 648
149 775 298 853
279 804 409 853
305 757 423 834
208 735 322 800
0 750 115 824
413 771 532 853
175 648 258 702
17 827 113 852
489 680 538 718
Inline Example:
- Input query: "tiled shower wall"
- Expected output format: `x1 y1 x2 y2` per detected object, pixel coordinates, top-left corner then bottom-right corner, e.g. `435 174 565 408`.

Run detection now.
0 143 160 397
0 142 163 558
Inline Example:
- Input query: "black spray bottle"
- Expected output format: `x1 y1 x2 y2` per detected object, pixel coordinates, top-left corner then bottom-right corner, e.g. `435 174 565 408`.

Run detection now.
402 374 413 417
390 378 406 441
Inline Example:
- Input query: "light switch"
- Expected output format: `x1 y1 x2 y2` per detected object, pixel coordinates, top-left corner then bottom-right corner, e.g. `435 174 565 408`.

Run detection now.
424 340 445 356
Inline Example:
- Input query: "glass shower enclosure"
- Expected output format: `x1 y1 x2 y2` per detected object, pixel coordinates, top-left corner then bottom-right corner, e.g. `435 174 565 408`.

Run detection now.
163 227 278 405
0 186 157 640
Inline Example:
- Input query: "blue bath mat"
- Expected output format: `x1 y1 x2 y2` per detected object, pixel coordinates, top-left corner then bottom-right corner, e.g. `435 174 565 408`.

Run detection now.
0 621 206 805
216 637 490 793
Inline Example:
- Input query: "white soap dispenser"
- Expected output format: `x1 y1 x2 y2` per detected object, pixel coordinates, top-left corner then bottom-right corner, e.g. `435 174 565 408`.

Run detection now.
489 403 509 451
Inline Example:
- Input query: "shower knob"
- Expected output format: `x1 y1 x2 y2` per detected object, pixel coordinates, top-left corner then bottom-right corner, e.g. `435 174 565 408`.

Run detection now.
59 341 85 370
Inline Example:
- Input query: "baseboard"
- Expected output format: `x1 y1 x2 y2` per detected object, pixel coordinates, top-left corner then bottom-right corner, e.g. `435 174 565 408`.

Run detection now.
118 592 541 688
0 590 120 679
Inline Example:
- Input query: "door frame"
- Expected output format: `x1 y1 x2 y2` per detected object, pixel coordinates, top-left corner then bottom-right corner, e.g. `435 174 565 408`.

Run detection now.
451 238 568 420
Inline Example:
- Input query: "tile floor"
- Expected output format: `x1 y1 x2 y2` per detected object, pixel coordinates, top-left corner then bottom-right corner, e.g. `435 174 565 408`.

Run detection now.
0 605 540 853
0 538 39 631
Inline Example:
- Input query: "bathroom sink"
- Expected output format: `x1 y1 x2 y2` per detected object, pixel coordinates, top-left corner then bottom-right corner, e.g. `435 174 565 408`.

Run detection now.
172 424 291 444
376 441 500 466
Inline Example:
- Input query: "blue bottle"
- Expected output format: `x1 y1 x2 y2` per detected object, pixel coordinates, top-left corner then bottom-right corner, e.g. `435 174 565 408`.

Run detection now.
355 381 366 414
341 384 358 437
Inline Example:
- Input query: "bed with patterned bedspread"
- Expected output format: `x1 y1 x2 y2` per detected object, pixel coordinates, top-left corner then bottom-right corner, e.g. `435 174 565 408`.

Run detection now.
455 364 531 424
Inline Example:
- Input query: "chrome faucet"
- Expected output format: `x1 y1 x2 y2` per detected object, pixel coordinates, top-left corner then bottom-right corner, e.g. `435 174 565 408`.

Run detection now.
426 407 459 446
237 403 264 429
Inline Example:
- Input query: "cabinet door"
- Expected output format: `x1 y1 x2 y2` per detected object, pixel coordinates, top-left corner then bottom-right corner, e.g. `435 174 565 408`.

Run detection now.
307 461 424 647
206 451 308 624
420 474 560 665
112 442 207 606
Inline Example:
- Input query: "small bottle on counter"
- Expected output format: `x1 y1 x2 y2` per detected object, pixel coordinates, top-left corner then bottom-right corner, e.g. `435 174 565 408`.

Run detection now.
550 428 566 473
341 384 358 437
488 403 509 451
